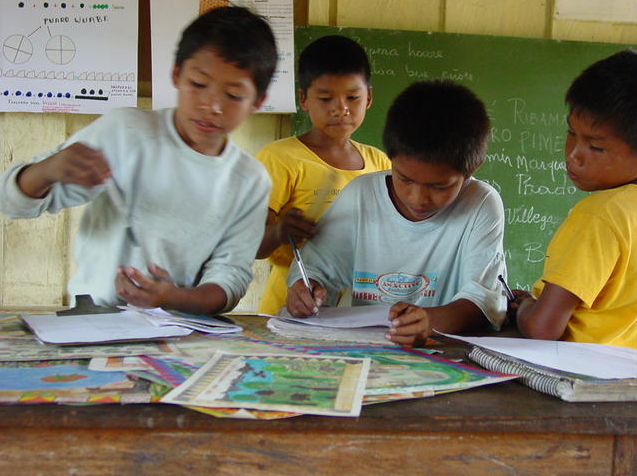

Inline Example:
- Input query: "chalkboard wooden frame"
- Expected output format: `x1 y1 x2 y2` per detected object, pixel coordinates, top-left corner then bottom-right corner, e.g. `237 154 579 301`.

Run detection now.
292 25 633 289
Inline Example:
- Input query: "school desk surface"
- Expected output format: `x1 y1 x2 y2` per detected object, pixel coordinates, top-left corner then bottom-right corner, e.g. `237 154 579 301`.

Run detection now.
0 317 635 475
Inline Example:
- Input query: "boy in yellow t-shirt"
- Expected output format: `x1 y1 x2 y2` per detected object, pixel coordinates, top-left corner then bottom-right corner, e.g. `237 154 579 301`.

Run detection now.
511 49 637 349
255 35 390 314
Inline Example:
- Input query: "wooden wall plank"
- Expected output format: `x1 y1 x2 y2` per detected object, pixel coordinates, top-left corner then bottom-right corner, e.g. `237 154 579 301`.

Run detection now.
308 0 332 25
337 0 442 31
552 20 637 43
0 113 69 306
446 0 549 39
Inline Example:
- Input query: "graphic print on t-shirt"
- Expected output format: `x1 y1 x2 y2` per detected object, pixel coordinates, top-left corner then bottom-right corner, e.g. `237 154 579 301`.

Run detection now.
352 271 438 304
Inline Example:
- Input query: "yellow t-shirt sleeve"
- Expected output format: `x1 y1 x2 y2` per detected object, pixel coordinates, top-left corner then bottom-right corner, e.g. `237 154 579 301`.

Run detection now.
533 211 620 308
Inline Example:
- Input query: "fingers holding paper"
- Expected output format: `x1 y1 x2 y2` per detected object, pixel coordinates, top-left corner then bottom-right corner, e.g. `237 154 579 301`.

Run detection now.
115 264 177 308
286 279 327 317
386 301 432 348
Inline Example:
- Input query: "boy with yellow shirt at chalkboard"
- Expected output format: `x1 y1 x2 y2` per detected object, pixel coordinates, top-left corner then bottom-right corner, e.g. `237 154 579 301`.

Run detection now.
255 35 390 315
511 50 637 350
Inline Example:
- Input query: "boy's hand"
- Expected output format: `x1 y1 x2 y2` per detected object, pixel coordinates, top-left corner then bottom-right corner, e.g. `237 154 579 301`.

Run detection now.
386 301 432 347
508 289 536 318
276 208 317 243
286 278 326 317
18 142 111 199
42 143 111 188
115 264 177 308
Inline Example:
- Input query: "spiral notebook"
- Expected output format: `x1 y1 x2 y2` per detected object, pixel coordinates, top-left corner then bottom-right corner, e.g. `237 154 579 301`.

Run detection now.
467 346 637 402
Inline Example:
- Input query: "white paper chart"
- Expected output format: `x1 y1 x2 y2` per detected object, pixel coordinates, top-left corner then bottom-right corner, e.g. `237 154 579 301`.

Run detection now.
150 0 295 113
0 1 138 114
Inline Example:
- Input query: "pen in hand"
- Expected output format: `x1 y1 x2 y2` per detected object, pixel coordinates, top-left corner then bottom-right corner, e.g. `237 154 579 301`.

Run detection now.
498 274 515 302
288 233 314 300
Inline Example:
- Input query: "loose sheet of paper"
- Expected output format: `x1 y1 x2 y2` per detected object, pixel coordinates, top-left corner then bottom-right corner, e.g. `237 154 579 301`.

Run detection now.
21 310 192 345
133 306 242 335
440 333 637 379
279 305 391 328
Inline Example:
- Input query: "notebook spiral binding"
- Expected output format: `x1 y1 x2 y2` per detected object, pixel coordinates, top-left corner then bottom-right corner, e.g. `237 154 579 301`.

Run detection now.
468 346 571 399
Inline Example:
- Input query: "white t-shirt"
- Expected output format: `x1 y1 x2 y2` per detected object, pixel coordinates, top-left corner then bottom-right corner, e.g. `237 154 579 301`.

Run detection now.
0 107 271 311
288 171 507 328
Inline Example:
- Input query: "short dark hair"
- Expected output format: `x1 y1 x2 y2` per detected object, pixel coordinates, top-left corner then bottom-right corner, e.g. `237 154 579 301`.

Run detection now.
383 80 490 176
298 35 370 92
175 6 277 98
566 49 637 153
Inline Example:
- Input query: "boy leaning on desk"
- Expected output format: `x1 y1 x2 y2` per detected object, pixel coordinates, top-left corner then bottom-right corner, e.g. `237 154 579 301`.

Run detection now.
511 50 637 350
0 7 277 316
285 79 508 348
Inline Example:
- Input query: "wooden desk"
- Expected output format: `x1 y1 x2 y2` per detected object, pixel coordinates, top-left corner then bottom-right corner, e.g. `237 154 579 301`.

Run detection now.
0 381 635 475
0 314 635 475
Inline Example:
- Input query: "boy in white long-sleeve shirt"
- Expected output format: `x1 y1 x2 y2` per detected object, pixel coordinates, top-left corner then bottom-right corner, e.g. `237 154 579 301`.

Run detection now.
286 80 508 347
0 7 277 315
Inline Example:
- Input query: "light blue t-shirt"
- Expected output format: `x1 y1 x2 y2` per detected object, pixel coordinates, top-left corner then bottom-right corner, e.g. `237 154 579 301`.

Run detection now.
288 171 507 328
0 107 271 311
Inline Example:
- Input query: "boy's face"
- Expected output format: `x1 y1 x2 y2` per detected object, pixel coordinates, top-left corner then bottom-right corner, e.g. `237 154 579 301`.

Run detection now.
388 155 466 222
299 73 371 141
566 111 637 191
172 47 265 156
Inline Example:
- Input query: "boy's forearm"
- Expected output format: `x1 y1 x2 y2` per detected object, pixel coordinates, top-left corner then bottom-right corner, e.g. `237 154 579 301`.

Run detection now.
515 296 538 337
16 162 56 199
427 299 488 334
160 282 228 315
515 283 579 340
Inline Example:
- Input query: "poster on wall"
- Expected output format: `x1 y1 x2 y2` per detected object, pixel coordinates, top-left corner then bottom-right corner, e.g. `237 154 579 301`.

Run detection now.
0 1 138 114
150 0 295 113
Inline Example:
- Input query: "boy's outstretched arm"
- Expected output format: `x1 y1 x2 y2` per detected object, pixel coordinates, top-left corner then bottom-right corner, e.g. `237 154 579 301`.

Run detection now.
256 208 316 259
515 282 580 340
17 143 111 199
387 299 487 347
116 265 227 315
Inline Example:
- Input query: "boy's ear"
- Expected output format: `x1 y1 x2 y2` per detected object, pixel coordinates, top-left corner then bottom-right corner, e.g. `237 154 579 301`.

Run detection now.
171 64 181 87
252 94 267 113
366 86 373 110
298 88 309 111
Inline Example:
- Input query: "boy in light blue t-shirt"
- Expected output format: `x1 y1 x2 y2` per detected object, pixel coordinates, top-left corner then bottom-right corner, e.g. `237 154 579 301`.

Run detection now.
0 7 277 315
287 80 508 347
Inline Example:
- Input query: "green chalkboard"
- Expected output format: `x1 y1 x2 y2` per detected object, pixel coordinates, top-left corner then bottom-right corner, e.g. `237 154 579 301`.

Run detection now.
292 25 634 290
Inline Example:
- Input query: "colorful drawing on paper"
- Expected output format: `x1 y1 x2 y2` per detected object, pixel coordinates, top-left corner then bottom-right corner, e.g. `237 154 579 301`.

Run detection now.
0 337 174 362
276 344 516 396
0 314 32 340
162 352 370 417
0 359 163 403
140 355 199 387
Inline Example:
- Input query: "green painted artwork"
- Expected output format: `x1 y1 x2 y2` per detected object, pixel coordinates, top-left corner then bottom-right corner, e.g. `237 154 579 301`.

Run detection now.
161 352 370 417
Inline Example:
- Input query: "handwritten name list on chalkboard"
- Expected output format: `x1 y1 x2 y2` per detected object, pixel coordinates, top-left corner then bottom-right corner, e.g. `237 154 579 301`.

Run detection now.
292 26 632 289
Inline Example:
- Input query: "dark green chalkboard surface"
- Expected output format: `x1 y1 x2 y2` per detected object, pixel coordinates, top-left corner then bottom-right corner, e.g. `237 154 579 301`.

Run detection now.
292 25 633 289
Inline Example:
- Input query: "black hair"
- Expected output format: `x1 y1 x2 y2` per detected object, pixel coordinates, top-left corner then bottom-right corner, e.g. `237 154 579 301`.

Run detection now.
298 35 371 92
175 6 277 98
382 80 490 176
566 49 637 153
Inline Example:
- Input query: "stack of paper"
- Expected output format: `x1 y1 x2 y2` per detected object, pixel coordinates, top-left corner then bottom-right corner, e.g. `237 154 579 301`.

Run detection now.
267 305 391 344
21 309 193 345
132 307 242 334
